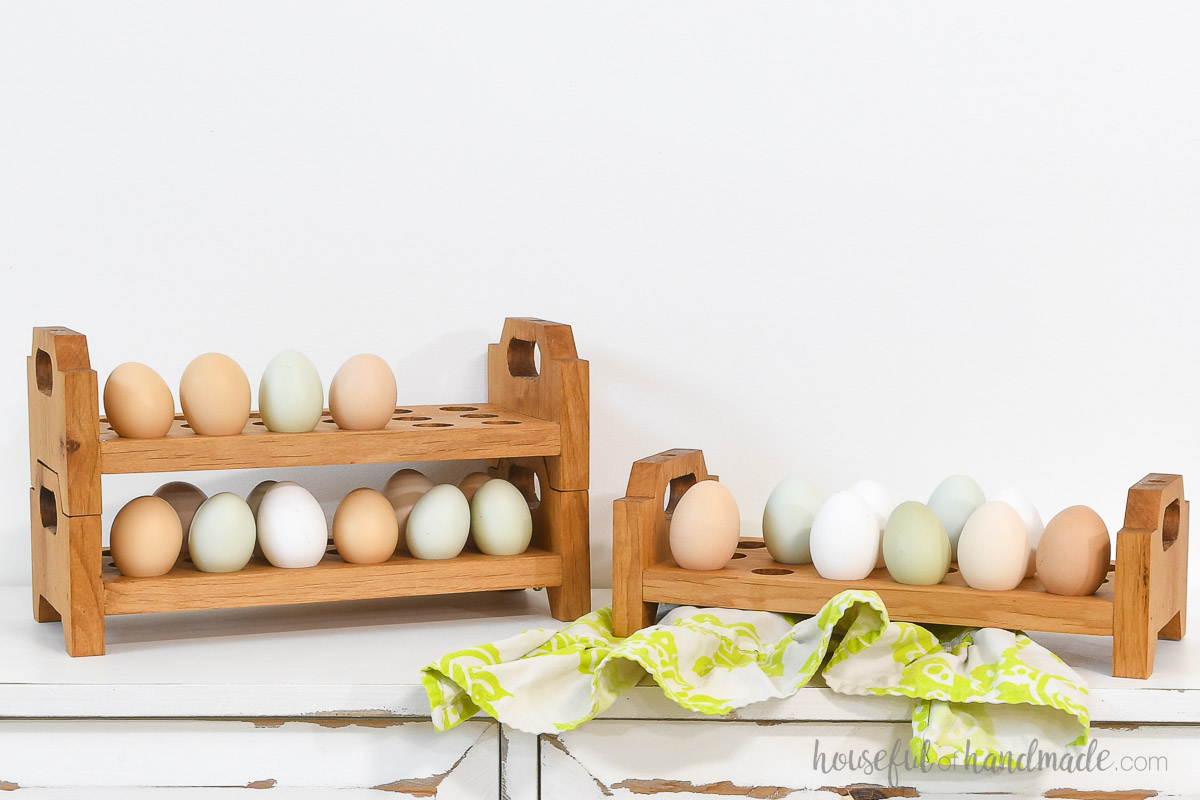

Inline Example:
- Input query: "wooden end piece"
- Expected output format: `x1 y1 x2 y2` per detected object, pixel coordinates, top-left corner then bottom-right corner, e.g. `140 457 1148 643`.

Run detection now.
491 456 590 622
1113 473 1188 678
612 449 711 638
487 319 588 492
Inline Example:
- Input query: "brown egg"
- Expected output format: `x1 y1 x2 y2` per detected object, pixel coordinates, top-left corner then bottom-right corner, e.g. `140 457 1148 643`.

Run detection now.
329 354 397 430
333 488 400 564
179 353 251 436
103 363 175 439
153 481 206 558
385 469 434 543
1036 505 1111 596
458 472 492 504
110 496 183 577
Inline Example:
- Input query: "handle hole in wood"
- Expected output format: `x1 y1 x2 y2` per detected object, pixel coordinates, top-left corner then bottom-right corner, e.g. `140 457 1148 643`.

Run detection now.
1163 499 1181 550
35 349 53 396
39 486 57 534
664 474 697 513
507 338 541 378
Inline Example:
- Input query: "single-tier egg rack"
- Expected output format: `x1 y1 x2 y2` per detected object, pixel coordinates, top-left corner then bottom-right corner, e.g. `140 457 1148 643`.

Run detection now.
612 449 1188 678
28 318 590 656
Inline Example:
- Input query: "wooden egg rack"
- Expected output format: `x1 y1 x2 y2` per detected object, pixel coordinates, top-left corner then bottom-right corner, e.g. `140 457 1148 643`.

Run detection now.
613 449 1188 678
28 318 591 656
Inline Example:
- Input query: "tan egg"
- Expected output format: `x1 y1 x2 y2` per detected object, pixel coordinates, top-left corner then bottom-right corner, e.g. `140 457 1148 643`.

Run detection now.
110 496 183 577
180 354 251 436
669 480 741 571
329 354 397 430
385 469 435 543
458 472 492 504
333 488 400 564
1036 505 1111 596
103 363 175 439
153 481 206 558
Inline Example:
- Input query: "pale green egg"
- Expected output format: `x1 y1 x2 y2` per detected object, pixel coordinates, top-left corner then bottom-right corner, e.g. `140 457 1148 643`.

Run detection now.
762 477 823 564
883 501 950 586
189 493 256 573
927 474 985 559
259 350 324 433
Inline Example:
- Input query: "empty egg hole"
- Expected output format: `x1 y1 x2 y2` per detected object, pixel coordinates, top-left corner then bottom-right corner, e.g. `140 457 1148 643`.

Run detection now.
180 423 191 429
395 416 432 421
947 567 958 573
483 420 521 425
415 422 452 428
252 421 265 426
440 406 478 412
35 349 53 395
730 552 747 560
752 568 793 576
507 338 540 378
39 487 57 534
664 474 697 513
394 409 413 415
738 541 767 550
461 413 498 419
1162 499 1181 550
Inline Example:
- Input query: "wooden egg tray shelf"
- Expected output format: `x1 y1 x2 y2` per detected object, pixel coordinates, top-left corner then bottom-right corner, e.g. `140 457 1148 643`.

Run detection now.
614 449 1188 678
28 318 591 656
98 405 560 473
98 546 561 615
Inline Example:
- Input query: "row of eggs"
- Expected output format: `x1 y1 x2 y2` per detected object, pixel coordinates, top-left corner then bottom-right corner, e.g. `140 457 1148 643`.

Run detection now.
103 351 403 438
110 469 534 577
670 474 1111 596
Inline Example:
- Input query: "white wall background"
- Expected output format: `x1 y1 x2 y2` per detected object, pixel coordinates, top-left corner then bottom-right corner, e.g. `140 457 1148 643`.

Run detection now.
2 3 1198 599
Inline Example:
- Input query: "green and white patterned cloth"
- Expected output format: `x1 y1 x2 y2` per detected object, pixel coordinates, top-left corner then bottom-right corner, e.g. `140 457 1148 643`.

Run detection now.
422 590 1090 763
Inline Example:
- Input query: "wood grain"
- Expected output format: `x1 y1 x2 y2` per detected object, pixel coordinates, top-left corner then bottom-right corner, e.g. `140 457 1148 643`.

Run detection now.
28 318 591 655
643 542 1117 635
612 449 1188 677
612 449 710 637
99 404 559 474
491 456 591 622
1113 474 1189 678
487 318 589 492
102 548 562 615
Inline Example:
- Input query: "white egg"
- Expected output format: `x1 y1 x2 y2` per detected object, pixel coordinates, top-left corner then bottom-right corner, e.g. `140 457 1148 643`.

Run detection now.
849 479 894 568
809 491 880 580
927 474 986 559
259 350 324 433
957 501 1030 591
989 487 1044 577
407 484 470 560
257 482 328 568
762 477 822 565
189 493 256 573
470 479 533 555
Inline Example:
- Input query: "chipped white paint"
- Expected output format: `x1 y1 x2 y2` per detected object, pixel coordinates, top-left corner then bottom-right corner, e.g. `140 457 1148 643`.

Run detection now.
2 589 1197 796
545 720 1197 797
0 719 496 796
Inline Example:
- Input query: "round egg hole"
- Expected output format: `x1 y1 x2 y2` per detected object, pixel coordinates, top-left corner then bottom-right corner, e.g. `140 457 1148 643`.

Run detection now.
393 409 413 415
415 422 453 428
252 421 265 426
461 413 498 419
395 416 432 421
738 541 766 550
440 406 478 412
947 567 958 574
180 423 191 429
752 568 793 576
730 553 747 560
483 420 521 425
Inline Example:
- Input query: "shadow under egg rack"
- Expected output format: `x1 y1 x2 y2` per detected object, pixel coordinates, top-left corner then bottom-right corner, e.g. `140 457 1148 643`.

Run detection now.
28 318 590 656
612 449 1187 678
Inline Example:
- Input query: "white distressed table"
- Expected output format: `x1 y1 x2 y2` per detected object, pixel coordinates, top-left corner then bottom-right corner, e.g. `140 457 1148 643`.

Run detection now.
0 587 1196 797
